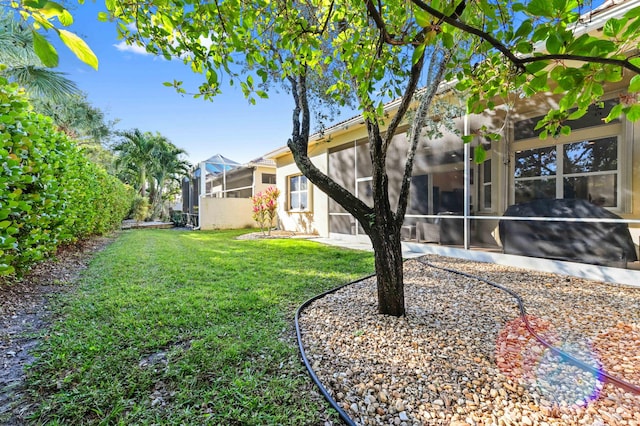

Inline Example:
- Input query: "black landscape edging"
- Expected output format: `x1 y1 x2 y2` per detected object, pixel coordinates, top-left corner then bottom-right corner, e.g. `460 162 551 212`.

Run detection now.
296 257 640 426
295 273 375 426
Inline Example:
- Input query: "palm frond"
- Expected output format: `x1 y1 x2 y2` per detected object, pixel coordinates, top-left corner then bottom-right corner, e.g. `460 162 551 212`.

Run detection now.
4 65 80 101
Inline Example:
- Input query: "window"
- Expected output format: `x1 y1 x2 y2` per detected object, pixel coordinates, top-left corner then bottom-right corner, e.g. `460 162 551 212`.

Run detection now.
514 136 619 207
288 175 309 211
481 159 492 210
262 173 276 184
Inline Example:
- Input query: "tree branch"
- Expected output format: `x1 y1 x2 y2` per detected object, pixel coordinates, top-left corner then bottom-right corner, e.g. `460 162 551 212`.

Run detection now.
395 50 451 228
520 53 640 74
411 0 640 75
286 73 373 233
411 0 524 71
382 43 426 153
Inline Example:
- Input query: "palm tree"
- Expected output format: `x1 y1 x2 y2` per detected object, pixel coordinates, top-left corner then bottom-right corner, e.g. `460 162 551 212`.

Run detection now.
32 94 118 170
0 13 80 101
32 95 114 144
148 137 190 218
113 130 190 219
113 129 156 196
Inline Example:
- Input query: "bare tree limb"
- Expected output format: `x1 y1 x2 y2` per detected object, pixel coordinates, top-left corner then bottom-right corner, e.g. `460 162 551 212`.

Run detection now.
382 46 426 154
287 73 373 232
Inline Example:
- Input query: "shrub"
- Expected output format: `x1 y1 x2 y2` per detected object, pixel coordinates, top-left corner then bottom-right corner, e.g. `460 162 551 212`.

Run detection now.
0 77 134 276
251 186 281 236
131 196 150 223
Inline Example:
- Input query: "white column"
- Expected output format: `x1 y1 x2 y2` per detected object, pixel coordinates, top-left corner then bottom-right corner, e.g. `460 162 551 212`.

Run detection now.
463 114 470 250
199 162 206 227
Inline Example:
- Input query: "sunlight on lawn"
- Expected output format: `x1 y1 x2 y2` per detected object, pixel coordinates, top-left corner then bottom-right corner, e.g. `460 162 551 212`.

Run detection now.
25 229 373 425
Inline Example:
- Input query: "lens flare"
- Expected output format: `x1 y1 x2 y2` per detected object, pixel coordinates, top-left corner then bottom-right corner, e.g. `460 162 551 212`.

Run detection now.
534 342 604 406
496 315 604 406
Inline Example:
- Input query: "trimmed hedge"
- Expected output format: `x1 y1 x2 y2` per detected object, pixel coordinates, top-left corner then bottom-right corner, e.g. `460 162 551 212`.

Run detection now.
0 77 134 276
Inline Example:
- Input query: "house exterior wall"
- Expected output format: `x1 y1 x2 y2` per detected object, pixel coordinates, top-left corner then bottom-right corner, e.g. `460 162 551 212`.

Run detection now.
266 2 640 266
254 165 278 196
199 197 254 230
271 96 640 260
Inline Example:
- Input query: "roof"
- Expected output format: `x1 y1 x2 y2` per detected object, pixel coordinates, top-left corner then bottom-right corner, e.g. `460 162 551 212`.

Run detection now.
194 154 240 177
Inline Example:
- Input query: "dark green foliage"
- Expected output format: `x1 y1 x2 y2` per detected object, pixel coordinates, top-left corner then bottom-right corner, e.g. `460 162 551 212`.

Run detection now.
0 77 134 275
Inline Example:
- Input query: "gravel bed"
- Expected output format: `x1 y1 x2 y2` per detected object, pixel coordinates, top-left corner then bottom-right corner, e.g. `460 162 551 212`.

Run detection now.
298 255 640 426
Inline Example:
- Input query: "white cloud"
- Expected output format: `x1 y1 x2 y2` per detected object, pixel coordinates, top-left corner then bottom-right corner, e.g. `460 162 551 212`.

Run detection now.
113 41 150 56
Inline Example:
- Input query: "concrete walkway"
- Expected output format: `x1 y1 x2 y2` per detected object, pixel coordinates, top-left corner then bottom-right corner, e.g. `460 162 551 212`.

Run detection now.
310 237 424 259
311 236 640 288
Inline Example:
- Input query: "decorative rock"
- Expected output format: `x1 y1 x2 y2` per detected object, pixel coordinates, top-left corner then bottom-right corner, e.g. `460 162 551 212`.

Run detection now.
298 256 640 426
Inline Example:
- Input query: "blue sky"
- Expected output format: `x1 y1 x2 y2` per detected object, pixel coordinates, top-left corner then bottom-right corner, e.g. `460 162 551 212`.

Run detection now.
52 1 326 165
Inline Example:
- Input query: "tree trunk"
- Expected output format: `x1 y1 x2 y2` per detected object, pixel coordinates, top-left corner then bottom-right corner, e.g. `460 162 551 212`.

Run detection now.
369 220 404 316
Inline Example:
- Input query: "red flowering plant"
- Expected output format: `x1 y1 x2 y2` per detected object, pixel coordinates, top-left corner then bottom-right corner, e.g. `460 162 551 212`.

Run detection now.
251 186 280 236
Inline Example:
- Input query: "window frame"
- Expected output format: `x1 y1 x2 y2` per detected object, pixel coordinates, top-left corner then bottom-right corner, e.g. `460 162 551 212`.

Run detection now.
287 174 310 212
480 157 493 211
262 173 276 185
512 124 625 211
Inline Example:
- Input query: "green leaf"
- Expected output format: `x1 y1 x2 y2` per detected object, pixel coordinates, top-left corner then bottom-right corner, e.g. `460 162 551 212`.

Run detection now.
527 0 554 17
525 61 549 74
515 41 533 54
461 135 474 144
604 103 623 123
32 30 59 67
529 73 548 91
414 7 431 28
442 32 454 49
43 1 73 26
514 19 533 39
560 125 571 136
629 75 640 92
473 144 486 163
57 29 98 70
412 44 425 66
567 108 587 120
603 18 626 37
546 33 564 54
625 104 640 121
98 11 108 22
624 5 640 19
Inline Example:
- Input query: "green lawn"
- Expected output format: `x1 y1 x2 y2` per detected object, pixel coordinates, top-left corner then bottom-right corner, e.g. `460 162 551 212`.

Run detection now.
26 229 374 425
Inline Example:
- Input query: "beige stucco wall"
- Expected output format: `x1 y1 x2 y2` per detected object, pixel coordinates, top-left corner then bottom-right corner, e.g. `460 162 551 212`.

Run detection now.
274 124 372 237
253 165 278 195
199 197 254 230
276 157 321 235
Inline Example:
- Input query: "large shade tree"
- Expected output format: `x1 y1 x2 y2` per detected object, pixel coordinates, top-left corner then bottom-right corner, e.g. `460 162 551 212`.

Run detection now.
106 0 640 316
